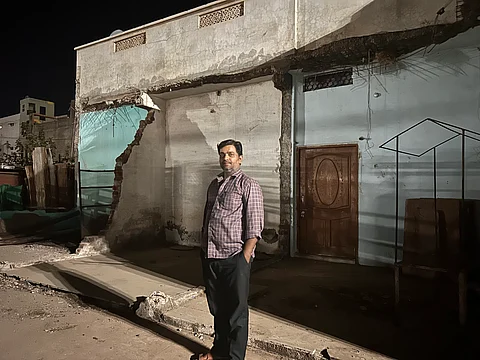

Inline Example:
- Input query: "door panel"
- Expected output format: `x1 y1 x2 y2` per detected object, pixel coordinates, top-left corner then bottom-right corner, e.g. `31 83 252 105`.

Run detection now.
298 145 358 260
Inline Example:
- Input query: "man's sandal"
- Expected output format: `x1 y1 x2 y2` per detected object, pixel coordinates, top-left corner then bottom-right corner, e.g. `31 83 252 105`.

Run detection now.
190 353 213 360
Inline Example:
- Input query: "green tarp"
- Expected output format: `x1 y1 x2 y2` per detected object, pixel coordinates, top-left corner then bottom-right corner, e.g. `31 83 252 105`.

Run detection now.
0 184 23 211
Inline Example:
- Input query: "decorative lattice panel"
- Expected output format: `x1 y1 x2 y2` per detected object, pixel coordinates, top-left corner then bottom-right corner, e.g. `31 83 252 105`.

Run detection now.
199 2 244 28
304 69 353 92
456 0 464 21
114 33 146 52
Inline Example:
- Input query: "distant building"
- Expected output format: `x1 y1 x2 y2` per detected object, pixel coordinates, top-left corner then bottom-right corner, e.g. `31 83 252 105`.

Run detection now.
0 113 20 155
19 97 55 123
0 97 74 161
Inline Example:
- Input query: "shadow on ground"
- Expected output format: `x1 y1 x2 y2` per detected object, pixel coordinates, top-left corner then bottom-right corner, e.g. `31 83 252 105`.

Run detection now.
109 244 480 360
31 262 209 357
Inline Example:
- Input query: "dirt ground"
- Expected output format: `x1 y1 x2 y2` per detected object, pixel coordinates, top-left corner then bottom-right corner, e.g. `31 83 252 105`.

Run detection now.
0 274 281 360
2 242 479 359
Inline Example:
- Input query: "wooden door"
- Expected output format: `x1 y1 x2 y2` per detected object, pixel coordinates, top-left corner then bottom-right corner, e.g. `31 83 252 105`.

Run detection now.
297 145 358 260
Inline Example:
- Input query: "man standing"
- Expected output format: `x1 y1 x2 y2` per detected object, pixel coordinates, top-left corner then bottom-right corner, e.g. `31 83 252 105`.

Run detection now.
198 139 264 360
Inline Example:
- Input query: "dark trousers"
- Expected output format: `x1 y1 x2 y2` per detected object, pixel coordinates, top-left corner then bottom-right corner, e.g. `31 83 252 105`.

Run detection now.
201 251 251 360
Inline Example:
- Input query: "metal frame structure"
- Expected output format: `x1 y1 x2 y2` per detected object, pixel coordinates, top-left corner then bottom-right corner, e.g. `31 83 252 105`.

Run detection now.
379 118 480 265
379 118 480 325
78 166 115 210
77 163 115 236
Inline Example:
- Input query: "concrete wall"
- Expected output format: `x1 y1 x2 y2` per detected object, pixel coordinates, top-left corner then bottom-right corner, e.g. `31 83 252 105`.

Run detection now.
294 27 480 265
32 117 74 160
76 0 294 102
0 114 20 155
75 0 455 104
106 108 166 249
297 0 456 49
163 80 282 253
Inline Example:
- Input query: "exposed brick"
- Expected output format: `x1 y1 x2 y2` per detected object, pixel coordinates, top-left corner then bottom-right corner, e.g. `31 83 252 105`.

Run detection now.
105 110 156 229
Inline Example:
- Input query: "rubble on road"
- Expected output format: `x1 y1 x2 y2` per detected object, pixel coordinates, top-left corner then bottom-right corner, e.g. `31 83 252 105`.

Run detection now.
75 236 110 256
0 242 74 270
135 287 205 322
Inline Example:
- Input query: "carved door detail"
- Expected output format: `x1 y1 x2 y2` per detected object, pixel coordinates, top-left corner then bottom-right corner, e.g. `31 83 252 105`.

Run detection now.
298 145 358 260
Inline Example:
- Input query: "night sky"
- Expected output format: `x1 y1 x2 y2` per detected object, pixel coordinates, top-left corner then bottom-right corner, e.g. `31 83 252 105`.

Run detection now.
0 1 210 118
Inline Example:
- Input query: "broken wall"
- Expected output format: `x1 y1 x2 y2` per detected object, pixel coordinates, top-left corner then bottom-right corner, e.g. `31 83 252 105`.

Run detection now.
78 105 148 236
106 107 166 249
164 80 282 253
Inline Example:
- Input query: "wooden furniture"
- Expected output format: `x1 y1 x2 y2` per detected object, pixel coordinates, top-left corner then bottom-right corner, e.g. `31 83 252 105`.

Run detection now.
395 198 480 325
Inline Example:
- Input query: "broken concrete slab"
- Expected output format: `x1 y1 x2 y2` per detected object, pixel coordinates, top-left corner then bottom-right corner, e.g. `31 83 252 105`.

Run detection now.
0 243 75 271
4 253 191 303
160 296 392 360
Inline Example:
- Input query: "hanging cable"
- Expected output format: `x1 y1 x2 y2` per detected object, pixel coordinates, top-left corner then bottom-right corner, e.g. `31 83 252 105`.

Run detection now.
365 50 375 158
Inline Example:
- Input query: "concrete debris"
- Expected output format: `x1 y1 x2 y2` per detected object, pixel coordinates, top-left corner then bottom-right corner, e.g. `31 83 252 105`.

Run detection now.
0 242 73 270
136 287 205 322
249 339 320 360
162 313 214 337
76 236 110 256
193 332 205 341
44 324 78 333
136 291 175 321
0 261 13 271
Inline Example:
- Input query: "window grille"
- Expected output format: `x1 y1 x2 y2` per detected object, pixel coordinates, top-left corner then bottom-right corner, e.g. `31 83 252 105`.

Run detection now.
114 33 146 52
199 2 244 28
304 69 353 92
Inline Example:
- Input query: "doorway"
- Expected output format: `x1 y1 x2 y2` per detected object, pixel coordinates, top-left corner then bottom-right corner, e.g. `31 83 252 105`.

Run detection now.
297 144 359 261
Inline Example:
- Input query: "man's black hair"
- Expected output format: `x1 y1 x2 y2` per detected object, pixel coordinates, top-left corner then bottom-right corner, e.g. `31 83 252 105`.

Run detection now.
217 139 243 156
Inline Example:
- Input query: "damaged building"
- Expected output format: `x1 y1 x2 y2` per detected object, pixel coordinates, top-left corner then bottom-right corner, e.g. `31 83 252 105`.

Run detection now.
74 0 480 266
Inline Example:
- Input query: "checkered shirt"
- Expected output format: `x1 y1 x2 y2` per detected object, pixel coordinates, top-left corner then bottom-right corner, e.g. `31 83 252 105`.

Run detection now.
201 169 264 259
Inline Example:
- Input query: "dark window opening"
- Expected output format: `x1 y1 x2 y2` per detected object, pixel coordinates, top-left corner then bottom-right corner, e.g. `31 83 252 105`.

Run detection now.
27 103 36 115
39 106 46 121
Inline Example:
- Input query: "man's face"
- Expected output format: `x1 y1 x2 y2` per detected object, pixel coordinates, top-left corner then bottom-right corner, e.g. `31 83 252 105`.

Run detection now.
219 145 243 173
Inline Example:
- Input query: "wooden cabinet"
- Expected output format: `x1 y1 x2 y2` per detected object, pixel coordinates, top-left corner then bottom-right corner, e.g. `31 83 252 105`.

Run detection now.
403 198 480 271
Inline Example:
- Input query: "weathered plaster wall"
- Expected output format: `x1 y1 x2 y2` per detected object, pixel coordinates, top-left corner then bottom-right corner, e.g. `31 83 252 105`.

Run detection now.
75 0 456 104
76 0 294 102
164 80 282 253
106 108 166 249
297 0 457 49
294 27 480 265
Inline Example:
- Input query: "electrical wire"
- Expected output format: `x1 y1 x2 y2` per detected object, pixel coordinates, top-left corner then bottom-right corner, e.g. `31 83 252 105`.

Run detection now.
365 50 375 158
